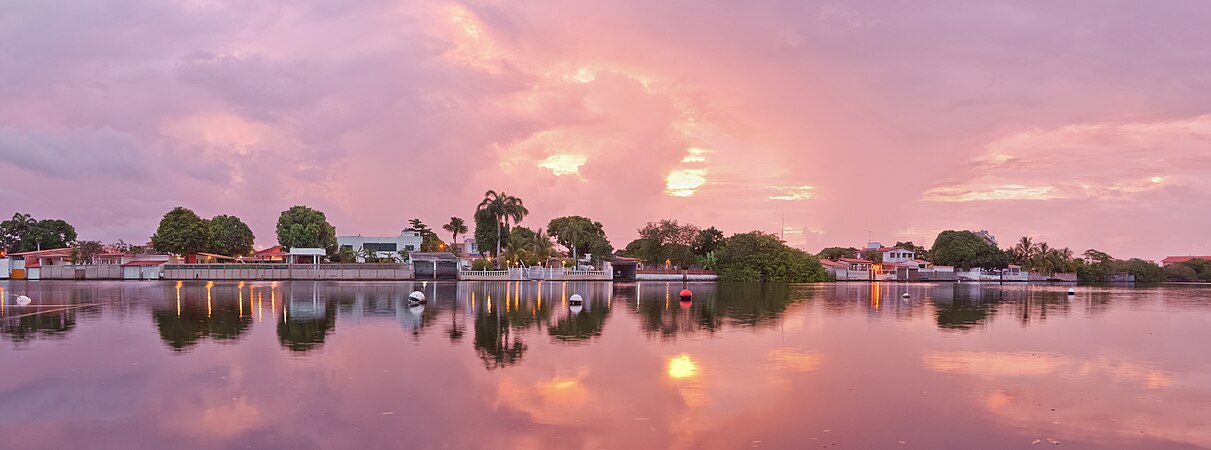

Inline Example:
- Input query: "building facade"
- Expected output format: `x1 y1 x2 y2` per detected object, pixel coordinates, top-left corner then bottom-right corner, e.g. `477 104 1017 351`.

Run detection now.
338 230 424 262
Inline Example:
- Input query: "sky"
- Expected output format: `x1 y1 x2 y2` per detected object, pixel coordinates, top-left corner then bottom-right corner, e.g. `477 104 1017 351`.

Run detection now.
1 0 1209 260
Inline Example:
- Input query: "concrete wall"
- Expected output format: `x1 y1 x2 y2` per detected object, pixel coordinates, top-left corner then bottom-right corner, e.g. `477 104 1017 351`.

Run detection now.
162 263 414 280
37 265 124 280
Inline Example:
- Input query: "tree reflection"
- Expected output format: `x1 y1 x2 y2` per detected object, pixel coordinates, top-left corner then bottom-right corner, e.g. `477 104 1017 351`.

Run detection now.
151 288 251 351
473 306 526 369
629 283 806 339
277 295 337 353
1 310 79 345
548 296 610 343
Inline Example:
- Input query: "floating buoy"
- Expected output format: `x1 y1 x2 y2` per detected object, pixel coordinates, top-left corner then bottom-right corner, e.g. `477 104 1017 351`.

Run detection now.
679 289 692 302
408 291 426 304
569 294 584 305
16 295 31 306
902 292 911 299
1067 288 1076 296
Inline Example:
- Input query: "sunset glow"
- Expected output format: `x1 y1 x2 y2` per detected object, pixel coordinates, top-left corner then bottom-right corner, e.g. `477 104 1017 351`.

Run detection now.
0 1 1208 260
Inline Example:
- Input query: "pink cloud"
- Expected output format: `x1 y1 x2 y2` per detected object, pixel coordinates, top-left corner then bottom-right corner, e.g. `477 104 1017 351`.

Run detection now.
1 1 1210 260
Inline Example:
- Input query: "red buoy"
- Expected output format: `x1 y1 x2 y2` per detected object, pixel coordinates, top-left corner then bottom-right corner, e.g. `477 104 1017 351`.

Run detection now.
679 289 692 301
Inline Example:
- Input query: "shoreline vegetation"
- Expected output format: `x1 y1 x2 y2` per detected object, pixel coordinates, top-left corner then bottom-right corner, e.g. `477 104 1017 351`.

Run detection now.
2 190 1198 283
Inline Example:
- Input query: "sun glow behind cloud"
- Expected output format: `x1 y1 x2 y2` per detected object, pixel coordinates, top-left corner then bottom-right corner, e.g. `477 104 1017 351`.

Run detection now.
537 154 587 176
768 185 815 201
665 169 707 197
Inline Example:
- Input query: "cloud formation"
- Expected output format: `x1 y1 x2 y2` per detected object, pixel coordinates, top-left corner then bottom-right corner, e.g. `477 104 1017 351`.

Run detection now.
1 0 1210 259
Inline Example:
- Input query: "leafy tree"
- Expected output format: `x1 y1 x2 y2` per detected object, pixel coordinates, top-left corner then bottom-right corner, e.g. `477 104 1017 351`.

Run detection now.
893 241 928 258
206 215 255 256
1123 258 1165 283
476 190 529 266
929 230 1009 269
715 231 829 282
408 218 432 235
151 207 209 256
860 249 883 263
330 246 357 263
1009 236 1037 265
547 216 613 263
635 219 700 267
816 247 858 261
2 213 78 252
473 208 510 258
693 227 725 256
504 227 554 266
275 205 337 254
69 240 105 264
442 217 468 250
421 233 447 252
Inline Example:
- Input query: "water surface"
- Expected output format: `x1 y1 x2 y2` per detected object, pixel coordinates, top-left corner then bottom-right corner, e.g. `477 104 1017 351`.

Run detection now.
2 281 1209 449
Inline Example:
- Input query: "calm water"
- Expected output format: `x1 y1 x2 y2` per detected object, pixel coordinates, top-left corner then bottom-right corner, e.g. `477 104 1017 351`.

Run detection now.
1 281 1210 449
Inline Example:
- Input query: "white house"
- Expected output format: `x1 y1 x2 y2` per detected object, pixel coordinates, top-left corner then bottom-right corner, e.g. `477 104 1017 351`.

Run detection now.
338 230 424 262
880 247 916 264
462 238 481 257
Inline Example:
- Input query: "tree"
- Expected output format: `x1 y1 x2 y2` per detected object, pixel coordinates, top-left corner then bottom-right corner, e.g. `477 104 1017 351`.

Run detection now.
929 230 1009 269
635 219 700 267
1 213 36 252
893 241 928 259
816 247 858 261
693 227 725 256
1009 236 1037 266
276 205 337 254
860 249 883 263
25 219 78 251
442 217 468 250
69 240 104 264
504 227 555 266
714 231 829 282
151 207 209 256
547 216 613 263
408 218 446 252
408 218 432 235
206 215 255 257
473 208 509 258
476 190 529 267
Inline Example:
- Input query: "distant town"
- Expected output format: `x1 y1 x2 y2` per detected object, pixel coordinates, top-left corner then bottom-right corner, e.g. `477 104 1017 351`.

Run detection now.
2 190 1209 283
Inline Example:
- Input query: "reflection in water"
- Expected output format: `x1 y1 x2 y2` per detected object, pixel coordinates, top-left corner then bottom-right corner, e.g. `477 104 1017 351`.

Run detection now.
3 281 1211 449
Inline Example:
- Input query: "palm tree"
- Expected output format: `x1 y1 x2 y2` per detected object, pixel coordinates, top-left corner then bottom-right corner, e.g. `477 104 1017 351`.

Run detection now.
552 218 592 264
1011 236 1040 266
442 217 468 251
477 190 529 267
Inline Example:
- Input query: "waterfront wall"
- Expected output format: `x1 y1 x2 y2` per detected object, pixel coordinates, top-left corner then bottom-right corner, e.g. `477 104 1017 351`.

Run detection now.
162 263 414 281
34 265 124 280
635 270 719 281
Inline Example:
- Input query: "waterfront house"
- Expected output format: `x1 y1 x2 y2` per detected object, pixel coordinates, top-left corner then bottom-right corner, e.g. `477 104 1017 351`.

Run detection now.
1161 255 1211 267
837 258 873 280
337 230 424 262
880 247 917 264
242 246 287 262
821 259 849 280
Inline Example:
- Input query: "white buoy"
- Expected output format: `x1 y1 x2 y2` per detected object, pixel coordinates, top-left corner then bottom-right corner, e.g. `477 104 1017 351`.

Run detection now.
16 295 32 306
569 294 584 305
1067 288 1076 296
408 291 426 303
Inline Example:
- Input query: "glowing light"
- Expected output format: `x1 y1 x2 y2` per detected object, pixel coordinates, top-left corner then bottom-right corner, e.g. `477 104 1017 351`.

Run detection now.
1150 176 1165 183
665 169 707 197
680 147 711 163
537 154 588 176
667 354 699 379
768 185 815 201
922 185 1058 202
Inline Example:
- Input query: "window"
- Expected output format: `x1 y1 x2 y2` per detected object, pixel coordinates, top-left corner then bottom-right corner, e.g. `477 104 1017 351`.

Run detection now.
405 245 416 251
340 245 353 251
365 242 397 252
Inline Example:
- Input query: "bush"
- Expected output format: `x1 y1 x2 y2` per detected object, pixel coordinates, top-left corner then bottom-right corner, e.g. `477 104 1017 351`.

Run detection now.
715 231 829 282
470 259 494 271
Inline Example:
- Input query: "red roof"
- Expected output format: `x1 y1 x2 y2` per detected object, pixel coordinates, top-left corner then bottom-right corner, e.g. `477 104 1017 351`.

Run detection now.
820 259 847 267
8 248 71 257
839 258 873 264
254 246 287 257
122 260 166 267
1161 256 1211 264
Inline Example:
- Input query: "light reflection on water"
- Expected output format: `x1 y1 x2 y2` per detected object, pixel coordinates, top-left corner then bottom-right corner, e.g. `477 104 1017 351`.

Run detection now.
1 280 1210 449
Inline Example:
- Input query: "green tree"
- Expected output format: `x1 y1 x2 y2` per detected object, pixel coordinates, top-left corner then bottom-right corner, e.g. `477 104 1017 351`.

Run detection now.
504 227 554 266
816 247 858 261
442 217 468 250
206 215 255 257
860 249 883 263
25 219 78 251
929 230 1009 269
151 207 209 256
476 190 529 266
473 208 509 258
714 231 829 282
69 240 105 264
275 205 337 254
693 227 725 256
635 219 700 267
547 216 613 263
0 213 36 252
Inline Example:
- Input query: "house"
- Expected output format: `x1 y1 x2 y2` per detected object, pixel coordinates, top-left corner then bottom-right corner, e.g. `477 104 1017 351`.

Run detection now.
837 258 873 280
461 238 481 257
242 246 287 262
337 230 424 262
1160 256 1211 267
7 248 72 280
821 259 849 280
879 247 916 264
